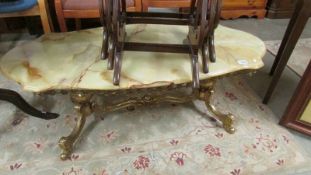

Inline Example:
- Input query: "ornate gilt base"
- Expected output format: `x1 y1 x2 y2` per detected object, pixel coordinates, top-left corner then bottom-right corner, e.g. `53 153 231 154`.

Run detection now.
58 92 93 160
58 80 235 160
198 81 235 134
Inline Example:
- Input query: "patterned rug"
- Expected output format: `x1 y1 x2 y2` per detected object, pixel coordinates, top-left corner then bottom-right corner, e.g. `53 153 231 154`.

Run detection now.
265 38 311 77
0 73 310 175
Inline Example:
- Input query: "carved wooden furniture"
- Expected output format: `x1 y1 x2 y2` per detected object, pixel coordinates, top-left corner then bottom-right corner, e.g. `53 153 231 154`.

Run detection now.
266 0 296 19
141 0 268 19
280 61 311 136
221 0 267 19
99 0 222 89
263 0 311 104
0 0 54 33
141 0 191 11
55 0 142 32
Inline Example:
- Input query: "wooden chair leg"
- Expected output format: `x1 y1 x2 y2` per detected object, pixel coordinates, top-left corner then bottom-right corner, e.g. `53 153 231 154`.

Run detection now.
75 18 81 30
37 0 53 33
201 41 209 73
55 0 68 32
263 0 311 104
269 2 304 76
113 51 122 85
208 34 216 63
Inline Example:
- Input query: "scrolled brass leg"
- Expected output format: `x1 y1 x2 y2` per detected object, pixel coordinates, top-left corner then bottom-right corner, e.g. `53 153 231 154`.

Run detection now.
58 92 93 160
198 81 236 134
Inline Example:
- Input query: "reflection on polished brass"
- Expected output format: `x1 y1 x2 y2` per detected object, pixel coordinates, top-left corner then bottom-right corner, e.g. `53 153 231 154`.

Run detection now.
198 81 236 134
58 91 93 160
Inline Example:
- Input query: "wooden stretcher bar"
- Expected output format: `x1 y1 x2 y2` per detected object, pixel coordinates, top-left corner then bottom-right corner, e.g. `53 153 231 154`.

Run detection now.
99 0 222 89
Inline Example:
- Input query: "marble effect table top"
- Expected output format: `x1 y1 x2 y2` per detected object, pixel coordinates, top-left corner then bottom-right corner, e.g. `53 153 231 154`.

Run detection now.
0 24 265 92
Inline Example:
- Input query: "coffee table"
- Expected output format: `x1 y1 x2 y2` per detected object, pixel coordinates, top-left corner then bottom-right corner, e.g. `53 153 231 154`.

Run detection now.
0 24 265 160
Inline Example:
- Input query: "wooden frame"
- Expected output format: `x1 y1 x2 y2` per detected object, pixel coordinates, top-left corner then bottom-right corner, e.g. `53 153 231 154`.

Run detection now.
55 0 142 32
0 0 54 33
99 0 222 89
221 0 267 19
141 0 267 19
280 61 311 136
142 0 191 11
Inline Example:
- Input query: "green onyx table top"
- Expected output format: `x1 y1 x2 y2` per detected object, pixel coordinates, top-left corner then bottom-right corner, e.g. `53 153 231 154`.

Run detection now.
0 24 265 92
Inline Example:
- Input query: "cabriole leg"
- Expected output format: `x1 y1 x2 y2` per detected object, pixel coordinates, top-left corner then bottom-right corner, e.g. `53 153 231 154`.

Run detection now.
58 92 93 160
198 81 235 134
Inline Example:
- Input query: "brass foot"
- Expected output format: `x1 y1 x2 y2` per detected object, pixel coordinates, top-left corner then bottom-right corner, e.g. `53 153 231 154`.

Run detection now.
58 92 93 160
59 136 75 160
198 81 236 134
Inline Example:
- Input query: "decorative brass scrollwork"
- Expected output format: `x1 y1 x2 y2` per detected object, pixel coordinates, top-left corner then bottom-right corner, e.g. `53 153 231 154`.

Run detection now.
198 81 236 134
58 91 93 160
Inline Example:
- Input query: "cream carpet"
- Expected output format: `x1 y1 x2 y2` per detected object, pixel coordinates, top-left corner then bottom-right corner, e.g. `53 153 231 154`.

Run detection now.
265 38 311 77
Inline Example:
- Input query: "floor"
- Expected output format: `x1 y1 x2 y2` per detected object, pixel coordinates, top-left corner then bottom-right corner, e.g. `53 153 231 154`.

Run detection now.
1 17 311 174
221 18 311 118
221 18 311 175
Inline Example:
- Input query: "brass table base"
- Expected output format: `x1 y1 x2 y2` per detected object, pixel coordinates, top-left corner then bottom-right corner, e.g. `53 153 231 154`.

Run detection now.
58 80 235 160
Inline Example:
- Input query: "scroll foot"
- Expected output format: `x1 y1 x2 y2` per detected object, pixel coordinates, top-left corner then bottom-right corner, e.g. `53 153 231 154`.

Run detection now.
198 82 236 134
59 136 76 160
58 92 93 160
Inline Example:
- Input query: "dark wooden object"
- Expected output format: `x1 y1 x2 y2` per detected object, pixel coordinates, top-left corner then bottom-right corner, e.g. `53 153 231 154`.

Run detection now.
266 0 296 19
221 0 267 19
263 0 311 104
142 0 267 19
280 61 311 136
99 0 222 89
55 0 142 32
0 89 59 120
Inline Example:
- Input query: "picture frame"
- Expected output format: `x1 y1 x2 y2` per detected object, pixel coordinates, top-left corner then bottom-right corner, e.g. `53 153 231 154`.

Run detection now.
280 61 311 136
